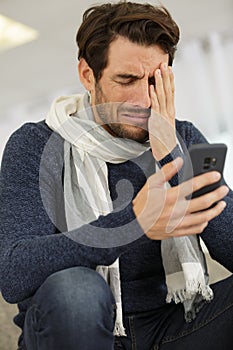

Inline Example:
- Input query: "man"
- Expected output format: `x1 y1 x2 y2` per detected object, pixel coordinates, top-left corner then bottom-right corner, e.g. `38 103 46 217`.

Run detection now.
0 2 232 350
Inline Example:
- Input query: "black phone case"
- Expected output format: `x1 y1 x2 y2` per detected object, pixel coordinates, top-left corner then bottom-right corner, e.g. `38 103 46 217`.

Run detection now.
182 143 227 199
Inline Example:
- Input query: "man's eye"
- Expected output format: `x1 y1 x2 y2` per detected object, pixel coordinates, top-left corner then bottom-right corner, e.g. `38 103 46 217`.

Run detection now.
117 80 134 86
148 77 155 87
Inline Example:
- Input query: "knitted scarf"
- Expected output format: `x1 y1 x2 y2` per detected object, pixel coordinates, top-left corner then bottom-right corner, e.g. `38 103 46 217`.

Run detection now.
46 93 213 336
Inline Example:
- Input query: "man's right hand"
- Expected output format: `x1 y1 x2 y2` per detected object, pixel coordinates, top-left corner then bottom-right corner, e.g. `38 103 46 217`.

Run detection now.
132 157 229 240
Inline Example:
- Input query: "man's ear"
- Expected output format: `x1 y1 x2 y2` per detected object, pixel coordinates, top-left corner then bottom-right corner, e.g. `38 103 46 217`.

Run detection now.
78 58 95 91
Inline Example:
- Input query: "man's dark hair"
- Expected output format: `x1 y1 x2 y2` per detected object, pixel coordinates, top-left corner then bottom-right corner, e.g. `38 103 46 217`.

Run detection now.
76 1 180 81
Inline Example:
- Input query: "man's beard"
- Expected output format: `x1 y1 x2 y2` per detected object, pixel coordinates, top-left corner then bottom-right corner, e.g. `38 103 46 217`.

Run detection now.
93 83 150 143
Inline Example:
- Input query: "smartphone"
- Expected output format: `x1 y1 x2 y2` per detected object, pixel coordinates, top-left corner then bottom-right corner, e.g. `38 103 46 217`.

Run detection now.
182 143 227 199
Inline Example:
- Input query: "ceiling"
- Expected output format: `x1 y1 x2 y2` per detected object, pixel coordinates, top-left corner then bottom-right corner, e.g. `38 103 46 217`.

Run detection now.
0 0 233 116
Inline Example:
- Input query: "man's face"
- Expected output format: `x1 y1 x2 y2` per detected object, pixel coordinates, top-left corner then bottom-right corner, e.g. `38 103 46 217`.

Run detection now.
90 36 169 142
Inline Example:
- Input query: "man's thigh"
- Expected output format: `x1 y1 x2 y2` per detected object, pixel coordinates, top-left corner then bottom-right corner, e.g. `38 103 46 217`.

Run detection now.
158 274 233 350
115 275 233 350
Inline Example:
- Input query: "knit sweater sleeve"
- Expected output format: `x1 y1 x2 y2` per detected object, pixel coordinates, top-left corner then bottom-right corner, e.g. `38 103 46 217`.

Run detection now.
156 119 233 271
177 120 233 272
0 122 147 303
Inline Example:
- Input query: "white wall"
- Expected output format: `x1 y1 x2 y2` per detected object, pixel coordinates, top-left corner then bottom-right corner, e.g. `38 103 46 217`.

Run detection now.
174 32 233 187
0 0 232 186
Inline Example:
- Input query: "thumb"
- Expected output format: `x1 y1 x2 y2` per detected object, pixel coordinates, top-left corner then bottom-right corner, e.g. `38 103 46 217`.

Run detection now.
151 157 183 188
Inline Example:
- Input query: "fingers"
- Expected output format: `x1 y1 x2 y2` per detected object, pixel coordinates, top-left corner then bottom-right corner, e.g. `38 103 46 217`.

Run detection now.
180 171 221 198
191 200 227 224
189 185 229 212
161 222 208 238
150 83 159 112
149 63 176 160
167 67 175 117
150 63 175 119
176 200 226 231
161 64 172 106
161 199 226 239
153 171 228 237
135 163 228 240
179 171 229 211
168 200 227 237
146 198 227 240
154 69 167 114
149 157 183 188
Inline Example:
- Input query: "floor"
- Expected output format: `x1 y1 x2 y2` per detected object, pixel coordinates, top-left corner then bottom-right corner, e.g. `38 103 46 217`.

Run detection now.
0 295 20 350
0 254 231 350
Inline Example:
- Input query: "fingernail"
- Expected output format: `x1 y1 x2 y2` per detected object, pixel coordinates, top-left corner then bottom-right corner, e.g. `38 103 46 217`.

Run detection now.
173 157 183 167
163 63 167 70
223 185 229 194
212 172 221 180
220 201 227 209
156 69 161 76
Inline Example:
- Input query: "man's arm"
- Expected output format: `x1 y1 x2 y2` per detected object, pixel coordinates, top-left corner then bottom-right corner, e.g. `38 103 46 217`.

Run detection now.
0 123 147 303
133 118 233 272
132 157 228 238
184 121 233 271
145 60 233 272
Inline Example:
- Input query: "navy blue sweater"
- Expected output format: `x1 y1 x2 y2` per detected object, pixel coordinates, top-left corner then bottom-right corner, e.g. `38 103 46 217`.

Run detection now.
0 120 233 344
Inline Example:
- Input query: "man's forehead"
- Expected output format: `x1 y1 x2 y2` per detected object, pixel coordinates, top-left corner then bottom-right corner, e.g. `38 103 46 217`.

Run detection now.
110 60 166 78
110 56 159 76
108 42 168 69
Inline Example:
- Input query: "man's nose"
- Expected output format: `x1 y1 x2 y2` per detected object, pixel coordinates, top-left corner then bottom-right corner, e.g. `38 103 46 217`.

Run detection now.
130 80 151 109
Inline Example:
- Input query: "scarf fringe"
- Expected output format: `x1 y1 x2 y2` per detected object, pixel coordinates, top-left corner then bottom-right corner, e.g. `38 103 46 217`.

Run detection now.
166 282 214 322
166 281 214 304
113 301 127 337
184 298 211 322
114 322 127 337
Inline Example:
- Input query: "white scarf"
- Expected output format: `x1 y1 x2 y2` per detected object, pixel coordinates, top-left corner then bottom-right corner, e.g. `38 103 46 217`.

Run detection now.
46 93 213 336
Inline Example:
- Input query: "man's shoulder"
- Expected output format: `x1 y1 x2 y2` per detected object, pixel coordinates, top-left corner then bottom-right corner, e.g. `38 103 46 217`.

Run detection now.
2 120 65 168
6 120 63 150
175 119 194 133
175 119 200 144
12 120 53 142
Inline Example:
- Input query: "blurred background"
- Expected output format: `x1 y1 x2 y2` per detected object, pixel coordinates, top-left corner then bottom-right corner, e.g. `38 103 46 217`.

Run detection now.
0 0 232 349
0 0 233 186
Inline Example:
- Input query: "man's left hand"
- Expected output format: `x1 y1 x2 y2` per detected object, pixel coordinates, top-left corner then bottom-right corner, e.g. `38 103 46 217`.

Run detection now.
149 63 177 160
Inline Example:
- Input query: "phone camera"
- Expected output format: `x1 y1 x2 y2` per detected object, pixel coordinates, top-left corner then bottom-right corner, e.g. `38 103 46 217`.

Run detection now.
203 157 217 170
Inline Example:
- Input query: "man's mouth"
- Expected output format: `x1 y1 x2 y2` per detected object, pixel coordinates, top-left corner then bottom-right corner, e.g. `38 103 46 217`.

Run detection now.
118 105 150 124
120 113 150 126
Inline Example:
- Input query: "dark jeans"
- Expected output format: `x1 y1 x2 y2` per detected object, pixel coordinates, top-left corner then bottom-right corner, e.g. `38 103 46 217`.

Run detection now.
23 267 233 350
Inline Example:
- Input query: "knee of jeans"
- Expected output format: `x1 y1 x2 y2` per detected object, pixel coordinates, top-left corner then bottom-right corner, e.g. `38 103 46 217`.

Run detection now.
35 266 115 319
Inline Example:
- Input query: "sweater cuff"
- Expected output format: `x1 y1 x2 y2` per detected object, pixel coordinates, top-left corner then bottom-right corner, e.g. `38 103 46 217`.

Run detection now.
88 201 149 247
157 144 184 187
158 144 183 166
